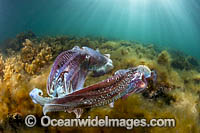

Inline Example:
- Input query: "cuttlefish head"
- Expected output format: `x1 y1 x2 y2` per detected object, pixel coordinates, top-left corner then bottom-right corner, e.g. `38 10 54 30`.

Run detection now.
125 65 156 96
82 46 114 76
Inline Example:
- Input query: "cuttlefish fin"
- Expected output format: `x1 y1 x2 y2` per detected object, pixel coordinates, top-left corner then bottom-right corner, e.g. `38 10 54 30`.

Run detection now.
109 102 114 108
67 108 83 118
121 94 130 99
114 69 129 75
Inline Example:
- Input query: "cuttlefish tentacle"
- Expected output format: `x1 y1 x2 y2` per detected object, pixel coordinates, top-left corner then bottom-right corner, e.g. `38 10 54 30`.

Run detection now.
29 88 53 105
47 50 78 96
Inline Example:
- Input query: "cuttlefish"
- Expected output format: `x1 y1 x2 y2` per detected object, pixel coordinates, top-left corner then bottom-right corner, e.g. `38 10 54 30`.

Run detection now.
47 46 113 97
30 46 156 118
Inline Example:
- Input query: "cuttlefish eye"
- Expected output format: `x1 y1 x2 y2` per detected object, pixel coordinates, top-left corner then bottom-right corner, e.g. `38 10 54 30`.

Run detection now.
139 82 146 88
133 81 147 93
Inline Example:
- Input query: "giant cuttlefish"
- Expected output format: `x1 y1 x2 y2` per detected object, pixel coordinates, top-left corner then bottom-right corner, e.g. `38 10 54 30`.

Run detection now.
47 46 113 98
30 46 156 118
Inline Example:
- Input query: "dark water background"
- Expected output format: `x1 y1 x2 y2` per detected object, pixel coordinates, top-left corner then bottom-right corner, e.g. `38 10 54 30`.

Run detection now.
0 0 200 58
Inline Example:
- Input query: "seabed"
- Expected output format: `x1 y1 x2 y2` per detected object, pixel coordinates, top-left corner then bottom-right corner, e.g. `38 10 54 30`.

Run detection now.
0 32 200 133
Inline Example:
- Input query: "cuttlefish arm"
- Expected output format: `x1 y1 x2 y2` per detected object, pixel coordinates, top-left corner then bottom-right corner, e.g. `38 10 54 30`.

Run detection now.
30 88 52 105
47 50 82 97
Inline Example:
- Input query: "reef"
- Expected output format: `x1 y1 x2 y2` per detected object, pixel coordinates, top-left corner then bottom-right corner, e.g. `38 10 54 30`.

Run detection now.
0 31 36 55
0 33 200 133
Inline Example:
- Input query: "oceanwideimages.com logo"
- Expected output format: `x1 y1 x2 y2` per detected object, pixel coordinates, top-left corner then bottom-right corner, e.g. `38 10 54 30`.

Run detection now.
25 115 175 129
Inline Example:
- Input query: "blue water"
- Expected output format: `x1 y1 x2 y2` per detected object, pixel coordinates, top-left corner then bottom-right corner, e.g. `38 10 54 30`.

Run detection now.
0 0 200 58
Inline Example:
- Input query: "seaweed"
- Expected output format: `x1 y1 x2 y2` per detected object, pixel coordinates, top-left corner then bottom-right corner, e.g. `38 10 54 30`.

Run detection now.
187 56 199 67
157 50 171 66
0 33 200 132
0 31 36 55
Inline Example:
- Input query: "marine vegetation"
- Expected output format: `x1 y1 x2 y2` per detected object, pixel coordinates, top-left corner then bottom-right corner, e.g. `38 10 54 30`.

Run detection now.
0 32 200 133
